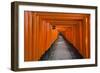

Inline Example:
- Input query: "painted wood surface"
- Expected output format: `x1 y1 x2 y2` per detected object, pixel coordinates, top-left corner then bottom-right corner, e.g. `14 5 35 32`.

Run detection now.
24 11 90 61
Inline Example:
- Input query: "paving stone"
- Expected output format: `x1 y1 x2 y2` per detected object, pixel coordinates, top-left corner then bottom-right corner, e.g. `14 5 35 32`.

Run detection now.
40 34 83 61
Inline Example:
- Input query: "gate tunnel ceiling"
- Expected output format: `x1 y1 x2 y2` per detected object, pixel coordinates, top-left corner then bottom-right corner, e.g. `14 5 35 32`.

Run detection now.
24 11 90 61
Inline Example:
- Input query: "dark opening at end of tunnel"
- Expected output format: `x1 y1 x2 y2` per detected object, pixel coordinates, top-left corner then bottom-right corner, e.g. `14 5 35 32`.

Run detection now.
40 33 84 61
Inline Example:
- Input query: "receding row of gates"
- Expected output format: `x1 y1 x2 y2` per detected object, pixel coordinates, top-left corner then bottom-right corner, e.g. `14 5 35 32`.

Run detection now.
24 11 90 61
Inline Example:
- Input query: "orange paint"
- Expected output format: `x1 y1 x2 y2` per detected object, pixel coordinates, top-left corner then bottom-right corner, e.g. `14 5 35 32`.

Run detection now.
24 12 90 61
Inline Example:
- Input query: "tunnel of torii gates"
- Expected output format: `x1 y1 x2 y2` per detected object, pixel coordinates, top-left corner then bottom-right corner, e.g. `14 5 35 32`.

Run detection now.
24 11 90 61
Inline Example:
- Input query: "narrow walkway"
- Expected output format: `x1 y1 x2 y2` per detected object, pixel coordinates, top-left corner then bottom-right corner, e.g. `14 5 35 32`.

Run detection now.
40 34 83 61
